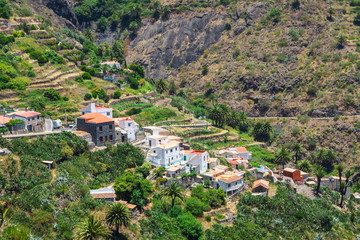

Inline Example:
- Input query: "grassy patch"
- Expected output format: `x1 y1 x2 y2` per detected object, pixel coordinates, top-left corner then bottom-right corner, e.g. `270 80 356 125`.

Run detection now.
132 107 179 125
123 82 154 95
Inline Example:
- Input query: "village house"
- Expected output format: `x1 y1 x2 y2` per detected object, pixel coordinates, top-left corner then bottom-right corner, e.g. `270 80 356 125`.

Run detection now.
114 116 139 142
183 150 209 174
81 103 113 119
283 168 304 183
90 188 116 202
100 61 121 69
150 141 184 167
207 158 220 169
0 116 10 129
204 165 245 195
77 112 115 146
215 147 252 160
252 179 270 196
6 110 42 132
41 161 54 170
164 165 185 178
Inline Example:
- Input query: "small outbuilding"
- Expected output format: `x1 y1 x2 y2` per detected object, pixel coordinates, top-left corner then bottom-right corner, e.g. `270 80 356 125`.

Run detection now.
90 188 116 202
252 179 270 196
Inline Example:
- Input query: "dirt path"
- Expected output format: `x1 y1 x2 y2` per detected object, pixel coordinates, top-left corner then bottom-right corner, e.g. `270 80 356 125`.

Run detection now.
50 169 56 183
296 184 315 200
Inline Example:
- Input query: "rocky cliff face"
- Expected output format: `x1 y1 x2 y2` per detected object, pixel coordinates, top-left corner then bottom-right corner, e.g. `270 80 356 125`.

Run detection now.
127 10 226 79
26 0 79 29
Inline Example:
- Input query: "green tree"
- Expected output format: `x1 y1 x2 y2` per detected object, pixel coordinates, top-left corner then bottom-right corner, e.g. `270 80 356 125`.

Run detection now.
161 182 184 207
44 88 61 101
275 147 291 169
113 91 121 99
106 202 131 234
84 28 95 41
238 112 249 132
0 203 8 228
128 63 145 78
185 197 205 217
156 79 167 94
74 215 110 240
314 165 326 194
177 212 203 240
112 41 125 64
292 143 304 163
253 121 273 142
97 17 108 32
297 159 311 173
84 93 92 101
0 0 11 19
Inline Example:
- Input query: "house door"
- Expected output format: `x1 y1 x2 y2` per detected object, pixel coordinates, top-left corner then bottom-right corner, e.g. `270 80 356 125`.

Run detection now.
105 136 108 142
27 125 32 132
149 140 152 147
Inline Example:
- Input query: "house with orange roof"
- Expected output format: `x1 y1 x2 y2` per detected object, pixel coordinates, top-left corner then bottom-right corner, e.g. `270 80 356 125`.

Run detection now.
183 150 209 174
6 109 42 132
113 116 138 142
81 103 113 119
77 112 115 146
0 116 11 128
252 179 270 196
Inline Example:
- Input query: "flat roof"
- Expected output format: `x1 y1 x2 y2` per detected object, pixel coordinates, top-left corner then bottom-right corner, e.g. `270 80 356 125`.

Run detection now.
284 168 299 173
216 174 243 184
155 141 180 149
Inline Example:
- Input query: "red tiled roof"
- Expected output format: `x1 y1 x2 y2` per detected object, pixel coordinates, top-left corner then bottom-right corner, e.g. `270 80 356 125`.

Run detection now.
117 200 137 210
228 159 242 165
0 116 11 124
7 111 41 118
78 112 114 124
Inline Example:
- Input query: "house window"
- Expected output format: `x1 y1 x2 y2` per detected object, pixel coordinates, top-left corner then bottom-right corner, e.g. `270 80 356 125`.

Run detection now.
107 112 110 116
110 135 113 141
100 137 103 142
109 125 113 130
153 150 156 153
99 126 103 132
128 123 131 127
228 184 231 187
184 156 187 161
170 149 173 153
37 116 40 119
166 150 168 154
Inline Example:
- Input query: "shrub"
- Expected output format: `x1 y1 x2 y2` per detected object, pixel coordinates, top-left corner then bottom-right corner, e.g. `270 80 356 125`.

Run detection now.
84 93 92 101
75 76 83 83
289 29 298 41
44 88 61 101
185 197 205 217
278 38 288 47
202 65 209 75
27 70 35 77
129 76 139 89
267 8 281 23
97 17 108 32
82 72 92 80
291 125 301 137
0 0 11 19
205 216 211 222
307 86 317 97
126 108 142 115
297 115 310 124
113 91 121 99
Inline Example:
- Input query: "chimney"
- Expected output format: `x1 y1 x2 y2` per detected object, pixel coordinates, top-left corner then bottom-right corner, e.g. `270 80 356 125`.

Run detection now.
100 103 104 107
25 106 28 112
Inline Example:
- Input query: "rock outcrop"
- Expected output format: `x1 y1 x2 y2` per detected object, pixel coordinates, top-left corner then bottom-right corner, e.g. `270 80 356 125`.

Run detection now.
127 10 226 79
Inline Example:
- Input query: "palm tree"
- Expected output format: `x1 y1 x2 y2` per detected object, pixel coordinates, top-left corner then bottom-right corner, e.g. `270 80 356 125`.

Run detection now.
75 215 110 240
161 182 185 207
297 159 312 173
275 147 292 169
335 164 345 192
339 170 353 208
314 165 326 194
238 112 249 132
106 202 131 234
253 121 273 142
292 143 304 163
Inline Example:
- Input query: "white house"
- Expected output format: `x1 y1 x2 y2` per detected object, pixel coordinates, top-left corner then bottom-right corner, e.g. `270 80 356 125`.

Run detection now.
114 116 138 142
6 110 42 132
100 61 121 68
81 103 113 119
150 141 184 167
204 166 245 195
183 150 209 174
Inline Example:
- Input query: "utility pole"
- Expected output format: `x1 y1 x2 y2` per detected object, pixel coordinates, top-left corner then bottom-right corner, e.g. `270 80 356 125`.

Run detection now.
65 110 68 127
